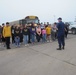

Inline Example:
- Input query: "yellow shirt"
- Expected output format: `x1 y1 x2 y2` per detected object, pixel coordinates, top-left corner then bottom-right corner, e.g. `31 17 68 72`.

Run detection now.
3 26 11 37
46 27 51 35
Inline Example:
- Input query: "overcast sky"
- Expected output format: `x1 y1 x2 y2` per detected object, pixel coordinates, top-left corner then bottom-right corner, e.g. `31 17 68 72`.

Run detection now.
0 0 76 24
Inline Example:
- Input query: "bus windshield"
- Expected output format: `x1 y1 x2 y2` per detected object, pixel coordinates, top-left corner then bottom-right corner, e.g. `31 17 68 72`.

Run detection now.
25 16 39 24
26 19 39 24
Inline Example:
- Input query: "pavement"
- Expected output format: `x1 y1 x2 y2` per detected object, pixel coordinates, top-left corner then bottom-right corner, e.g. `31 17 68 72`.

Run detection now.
0 34 76 75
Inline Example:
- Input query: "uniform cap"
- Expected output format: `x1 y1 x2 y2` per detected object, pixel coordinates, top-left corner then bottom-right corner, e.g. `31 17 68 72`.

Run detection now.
58 17 62 20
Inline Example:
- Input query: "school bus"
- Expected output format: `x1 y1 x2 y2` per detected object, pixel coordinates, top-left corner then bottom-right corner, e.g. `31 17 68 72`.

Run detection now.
10 16 40 26
19 16 40 26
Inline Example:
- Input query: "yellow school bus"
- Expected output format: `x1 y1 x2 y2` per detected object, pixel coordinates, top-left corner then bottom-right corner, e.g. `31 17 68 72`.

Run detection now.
10 16 40 26
19 16 40 26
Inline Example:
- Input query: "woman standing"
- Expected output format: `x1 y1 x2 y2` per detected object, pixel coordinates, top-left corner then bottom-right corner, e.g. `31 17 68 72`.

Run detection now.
42 28 47 42
14 26 20 47
46 25 52 42
36 25 41 42
20 26 23 44
23 25 29 46
51 23 57 41
30 23 36 44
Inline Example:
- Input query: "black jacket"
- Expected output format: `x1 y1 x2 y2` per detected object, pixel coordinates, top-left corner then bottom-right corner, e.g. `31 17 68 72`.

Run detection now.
14 28 20 37
22 28 29 35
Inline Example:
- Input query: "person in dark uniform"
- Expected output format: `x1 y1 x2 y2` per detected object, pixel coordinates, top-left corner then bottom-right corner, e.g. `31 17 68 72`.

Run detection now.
57 17 65 50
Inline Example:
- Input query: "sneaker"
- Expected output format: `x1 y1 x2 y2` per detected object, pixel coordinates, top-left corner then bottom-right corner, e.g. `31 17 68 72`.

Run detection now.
16 46 17 48
18 45 20 47
25 44 28 46
4 45 6 47
49 40 51 42
27 44 29 46
47 41 49 43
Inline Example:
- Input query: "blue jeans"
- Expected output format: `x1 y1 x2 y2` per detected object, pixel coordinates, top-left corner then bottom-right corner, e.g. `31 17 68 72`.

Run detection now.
31 34 35 43
23 35 28 44
42 34 46 42
15 37 20 46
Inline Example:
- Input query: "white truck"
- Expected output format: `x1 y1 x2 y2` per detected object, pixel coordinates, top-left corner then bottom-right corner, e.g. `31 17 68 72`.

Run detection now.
69 22 76 34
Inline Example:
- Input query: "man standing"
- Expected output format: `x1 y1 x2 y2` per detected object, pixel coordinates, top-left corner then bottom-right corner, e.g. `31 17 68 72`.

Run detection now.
3 22 11 49
57 17 65 50
2 23 6 46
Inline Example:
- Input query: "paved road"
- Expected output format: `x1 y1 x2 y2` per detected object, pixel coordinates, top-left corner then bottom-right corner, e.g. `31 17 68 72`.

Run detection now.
0 34 75 50
0 34 76 75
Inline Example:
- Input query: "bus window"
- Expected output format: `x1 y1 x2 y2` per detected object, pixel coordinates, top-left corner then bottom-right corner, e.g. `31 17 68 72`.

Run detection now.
26 19 39 24
19 19 26 25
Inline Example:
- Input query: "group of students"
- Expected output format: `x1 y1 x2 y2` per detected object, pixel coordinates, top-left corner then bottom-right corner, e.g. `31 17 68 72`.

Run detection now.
0 22 55 49
11 23 52 46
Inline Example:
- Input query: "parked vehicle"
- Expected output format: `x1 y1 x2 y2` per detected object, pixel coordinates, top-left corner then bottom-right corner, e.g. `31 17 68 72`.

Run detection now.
10 15 40 26
69 22 76 34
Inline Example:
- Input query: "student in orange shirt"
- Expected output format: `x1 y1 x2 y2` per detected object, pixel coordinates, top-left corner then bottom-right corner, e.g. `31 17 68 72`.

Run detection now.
46 25 52 42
